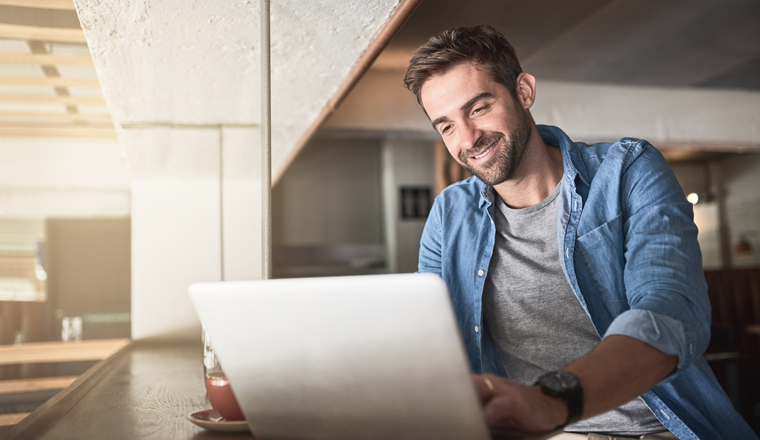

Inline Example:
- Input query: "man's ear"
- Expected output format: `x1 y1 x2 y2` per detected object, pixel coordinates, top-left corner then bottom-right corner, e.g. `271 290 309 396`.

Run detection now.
515 73 537 110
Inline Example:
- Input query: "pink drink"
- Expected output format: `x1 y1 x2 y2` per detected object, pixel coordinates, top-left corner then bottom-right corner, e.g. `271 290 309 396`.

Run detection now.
205 372 245 420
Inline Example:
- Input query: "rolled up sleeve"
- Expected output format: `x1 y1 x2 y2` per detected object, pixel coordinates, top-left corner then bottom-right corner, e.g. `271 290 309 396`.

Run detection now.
604 309 696 383
616 143 711 380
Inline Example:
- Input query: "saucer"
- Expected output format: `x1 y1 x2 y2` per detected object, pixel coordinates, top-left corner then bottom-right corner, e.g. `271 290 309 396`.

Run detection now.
188 409 250 433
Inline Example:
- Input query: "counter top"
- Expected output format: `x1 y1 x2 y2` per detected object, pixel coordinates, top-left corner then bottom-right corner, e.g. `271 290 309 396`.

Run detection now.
2 341 253 440
2 341 556 440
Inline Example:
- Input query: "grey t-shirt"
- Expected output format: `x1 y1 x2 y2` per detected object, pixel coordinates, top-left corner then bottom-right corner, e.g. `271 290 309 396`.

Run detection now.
482 182 664 436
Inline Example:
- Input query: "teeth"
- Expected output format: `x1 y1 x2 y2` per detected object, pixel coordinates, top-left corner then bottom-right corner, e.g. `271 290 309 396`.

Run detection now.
474 144 493 159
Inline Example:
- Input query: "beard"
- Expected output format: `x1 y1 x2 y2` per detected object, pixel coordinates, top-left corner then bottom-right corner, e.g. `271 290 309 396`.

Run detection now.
458 106 532 187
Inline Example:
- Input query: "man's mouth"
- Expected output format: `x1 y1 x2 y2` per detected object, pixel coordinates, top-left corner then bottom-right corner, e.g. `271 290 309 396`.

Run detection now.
471 138 499 160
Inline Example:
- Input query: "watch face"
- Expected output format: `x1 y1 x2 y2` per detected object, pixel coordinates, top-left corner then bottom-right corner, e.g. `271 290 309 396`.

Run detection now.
543 371 579 391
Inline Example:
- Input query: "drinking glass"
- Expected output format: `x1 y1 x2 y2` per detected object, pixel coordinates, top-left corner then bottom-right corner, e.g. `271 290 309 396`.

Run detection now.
202 327 244 420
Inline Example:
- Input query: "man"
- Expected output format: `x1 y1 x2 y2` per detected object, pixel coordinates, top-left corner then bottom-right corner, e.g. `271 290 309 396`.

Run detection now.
405 25 757 440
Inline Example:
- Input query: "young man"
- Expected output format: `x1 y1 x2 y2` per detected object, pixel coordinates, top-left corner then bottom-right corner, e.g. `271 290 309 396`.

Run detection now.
405 25 757 439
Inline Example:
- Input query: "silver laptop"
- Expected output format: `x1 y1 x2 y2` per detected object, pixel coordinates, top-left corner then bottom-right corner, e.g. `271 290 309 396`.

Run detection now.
189 273 555 440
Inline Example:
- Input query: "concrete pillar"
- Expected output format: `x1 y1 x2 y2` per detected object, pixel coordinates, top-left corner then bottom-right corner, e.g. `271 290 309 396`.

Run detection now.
220 127 263 282
125 126 261 341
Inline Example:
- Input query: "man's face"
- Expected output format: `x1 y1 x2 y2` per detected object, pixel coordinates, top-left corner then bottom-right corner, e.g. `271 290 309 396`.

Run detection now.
420 62 532 186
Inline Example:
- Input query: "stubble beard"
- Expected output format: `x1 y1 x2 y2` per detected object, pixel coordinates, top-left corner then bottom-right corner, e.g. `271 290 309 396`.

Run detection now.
458 107 533 187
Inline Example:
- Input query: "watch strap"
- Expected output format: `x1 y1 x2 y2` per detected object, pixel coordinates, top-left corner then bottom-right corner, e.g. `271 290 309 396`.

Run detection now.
535 371 584 427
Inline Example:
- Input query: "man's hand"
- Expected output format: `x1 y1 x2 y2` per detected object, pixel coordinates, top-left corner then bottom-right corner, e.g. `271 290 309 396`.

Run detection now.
472 336 678 434
472 374 567 434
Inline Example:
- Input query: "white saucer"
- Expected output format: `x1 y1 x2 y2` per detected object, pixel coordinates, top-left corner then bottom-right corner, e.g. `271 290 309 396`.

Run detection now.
188 409 250 433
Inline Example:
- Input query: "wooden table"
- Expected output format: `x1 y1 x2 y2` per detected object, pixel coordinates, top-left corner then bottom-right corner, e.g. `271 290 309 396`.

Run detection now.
1 341 559 440
0 339 131 366
2 341 254 440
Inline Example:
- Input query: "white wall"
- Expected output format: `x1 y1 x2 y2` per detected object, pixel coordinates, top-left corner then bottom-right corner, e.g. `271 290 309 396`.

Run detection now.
126 126 261 341
326 68 760 151
381 139 436 273
0 219 44 255
221 127 262 282
0 138 129 219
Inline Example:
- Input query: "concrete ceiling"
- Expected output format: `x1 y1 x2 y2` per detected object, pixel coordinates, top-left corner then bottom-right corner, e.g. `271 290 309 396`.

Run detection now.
376 0 760 90
74 0 411 180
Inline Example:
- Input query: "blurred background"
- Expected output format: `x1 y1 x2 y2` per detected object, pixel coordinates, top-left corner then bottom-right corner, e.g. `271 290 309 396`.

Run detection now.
0 0 758 434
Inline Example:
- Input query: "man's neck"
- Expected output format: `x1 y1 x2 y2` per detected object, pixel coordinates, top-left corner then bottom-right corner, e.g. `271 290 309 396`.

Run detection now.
493 127 564 209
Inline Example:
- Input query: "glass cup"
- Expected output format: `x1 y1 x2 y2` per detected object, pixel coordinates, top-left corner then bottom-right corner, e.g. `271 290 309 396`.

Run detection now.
61 316 82 341
203 327 244 420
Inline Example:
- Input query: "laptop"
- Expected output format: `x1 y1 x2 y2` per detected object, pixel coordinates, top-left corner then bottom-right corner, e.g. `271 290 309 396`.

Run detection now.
189 273 558 440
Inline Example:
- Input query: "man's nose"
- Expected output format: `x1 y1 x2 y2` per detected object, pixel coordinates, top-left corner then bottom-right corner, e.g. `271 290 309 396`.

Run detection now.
459 121 482 151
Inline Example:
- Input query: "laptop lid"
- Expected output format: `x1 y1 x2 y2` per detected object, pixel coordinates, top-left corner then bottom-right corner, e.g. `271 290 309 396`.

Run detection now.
189 273 491 440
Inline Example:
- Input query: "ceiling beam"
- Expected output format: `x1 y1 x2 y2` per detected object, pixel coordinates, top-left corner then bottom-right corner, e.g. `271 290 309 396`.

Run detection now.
0 76 100 88
0 23 86 44
0 0 75 10
0 111 110 122
0 94 105 105
0 124 116 139
0 52 92 66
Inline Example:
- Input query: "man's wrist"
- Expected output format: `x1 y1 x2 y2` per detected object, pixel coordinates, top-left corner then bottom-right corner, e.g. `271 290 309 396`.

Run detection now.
535 370 584 427
533 386 569 428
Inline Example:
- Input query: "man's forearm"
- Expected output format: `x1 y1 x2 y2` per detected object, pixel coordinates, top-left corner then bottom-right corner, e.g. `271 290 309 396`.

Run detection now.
473 334 678 432
563 334 677 420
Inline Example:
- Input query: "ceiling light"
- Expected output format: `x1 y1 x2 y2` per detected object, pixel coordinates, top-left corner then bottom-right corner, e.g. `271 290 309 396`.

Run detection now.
687 193 699 204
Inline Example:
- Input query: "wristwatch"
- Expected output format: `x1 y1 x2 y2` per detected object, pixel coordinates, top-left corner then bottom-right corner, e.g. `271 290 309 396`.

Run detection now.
535 370 584 427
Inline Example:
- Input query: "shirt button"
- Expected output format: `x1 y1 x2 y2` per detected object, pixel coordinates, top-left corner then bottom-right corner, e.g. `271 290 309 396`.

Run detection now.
474 326 479 333
478 269 484 276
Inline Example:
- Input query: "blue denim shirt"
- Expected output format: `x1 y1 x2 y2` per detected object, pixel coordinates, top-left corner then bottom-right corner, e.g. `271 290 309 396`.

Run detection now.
418 125 757 440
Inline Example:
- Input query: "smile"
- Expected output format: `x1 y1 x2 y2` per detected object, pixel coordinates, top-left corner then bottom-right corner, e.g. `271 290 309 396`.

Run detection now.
472 139 498 160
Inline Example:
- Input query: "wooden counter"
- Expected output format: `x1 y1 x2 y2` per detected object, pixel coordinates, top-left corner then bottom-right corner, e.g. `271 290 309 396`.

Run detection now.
2 341 557 440
0 339 131 366
2 340 253 440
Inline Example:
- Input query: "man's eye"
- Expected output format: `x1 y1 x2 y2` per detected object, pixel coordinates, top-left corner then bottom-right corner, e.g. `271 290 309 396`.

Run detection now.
473 106 487 115
441 125 452 134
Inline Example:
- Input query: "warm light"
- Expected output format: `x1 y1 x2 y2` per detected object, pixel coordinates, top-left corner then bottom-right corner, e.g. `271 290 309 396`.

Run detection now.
35 263 47 281
687 193 699 204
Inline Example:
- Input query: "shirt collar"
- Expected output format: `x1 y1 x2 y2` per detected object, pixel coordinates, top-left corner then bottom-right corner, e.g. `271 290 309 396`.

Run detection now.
537 124 590 187
478 184 493 208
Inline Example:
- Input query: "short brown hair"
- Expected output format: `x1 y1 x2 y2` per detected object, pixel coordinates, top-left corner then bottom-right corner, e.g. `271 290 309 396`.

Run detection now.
403 25 522 106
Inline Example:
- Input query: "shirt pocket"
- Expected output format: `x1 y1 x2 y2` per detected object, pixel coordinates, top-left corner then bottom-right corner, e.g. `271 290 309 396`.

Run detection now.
575 213 627 305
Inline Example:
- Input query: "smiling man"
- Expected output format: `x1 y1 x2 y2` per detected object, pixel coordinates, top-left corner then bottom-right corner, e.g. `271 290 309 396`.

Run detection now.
404 25 757 440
